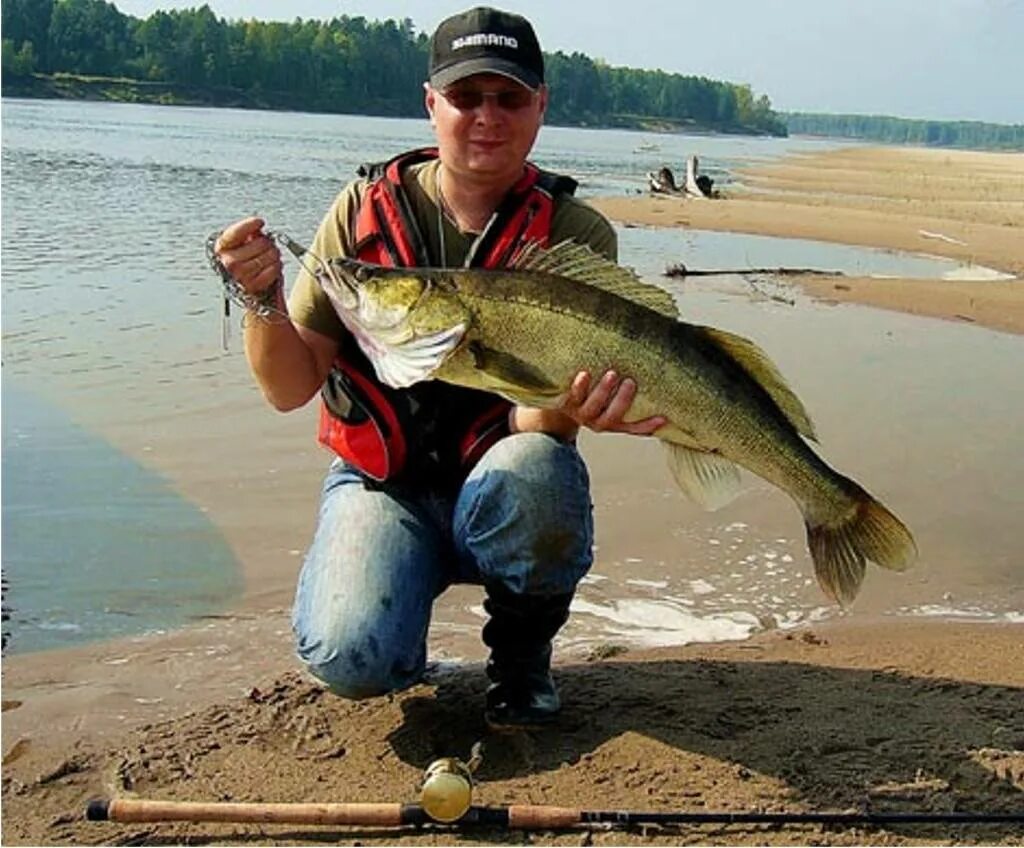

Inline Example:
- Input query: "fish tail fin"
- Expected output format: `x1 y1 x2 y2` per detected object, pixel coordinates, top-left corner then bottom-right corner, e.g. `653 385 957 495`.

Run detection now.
806 488 917 606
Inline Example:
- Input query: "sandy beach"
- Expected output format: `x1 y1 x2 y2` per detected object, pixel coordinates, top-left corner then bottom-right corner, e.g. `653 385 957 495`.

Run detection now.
593 146 1024 334
2 145 1022 845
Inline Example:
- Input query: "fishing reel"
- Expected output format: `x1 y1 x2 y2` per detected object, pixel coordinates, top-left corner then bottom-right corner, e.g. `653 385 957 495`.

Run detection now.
419 742 484 823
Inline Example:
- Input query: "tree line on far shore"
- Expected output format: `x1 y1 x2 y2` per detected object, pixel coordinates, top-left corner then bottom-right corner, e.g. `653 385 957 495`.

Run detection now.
784 112 1024 151
0 0 787 136
4 1 1021 150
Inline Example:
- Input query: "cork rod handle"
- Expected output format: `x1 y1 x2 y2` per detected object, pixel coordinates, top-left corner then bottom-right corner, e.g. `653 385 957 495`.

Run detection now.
89 798 407 826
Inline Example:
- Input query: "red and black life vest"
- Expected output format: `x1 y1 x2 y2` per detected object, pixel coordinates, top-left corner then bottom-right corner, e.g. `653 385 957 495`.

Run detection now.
317 147 577 487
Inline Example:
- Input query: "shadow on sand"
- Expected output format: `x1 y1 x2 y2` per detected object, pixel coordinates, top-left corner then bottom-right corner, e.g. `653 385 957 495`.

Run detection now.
385 656 1022 839
8 655 1022 846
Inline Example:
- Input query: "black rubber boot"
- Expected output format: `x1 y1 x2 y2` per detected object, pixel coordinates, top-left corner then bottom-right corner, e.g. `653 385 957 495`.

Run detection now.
481 585 573 729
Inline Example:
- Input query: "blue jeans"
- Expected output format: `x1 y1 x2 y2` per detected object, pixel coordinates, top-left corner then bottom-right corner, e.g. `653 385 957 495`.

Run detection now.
291 433 594 699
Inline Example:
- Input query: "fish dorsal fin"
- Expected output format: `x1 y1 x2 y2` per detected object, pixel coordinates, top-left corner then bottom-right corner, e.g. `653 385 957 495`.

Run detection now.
508 240 679 319
703 327 818 441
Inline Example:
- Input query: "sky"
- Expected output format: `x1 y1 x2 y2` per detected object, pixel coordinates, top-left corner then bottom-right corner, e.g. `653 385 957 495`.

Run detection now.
111 0 1024 124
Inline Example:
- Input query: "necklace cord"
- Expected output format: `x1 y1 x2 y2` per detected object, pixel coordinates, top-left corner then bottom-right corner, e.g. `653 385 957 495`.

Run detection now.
434 165 501 269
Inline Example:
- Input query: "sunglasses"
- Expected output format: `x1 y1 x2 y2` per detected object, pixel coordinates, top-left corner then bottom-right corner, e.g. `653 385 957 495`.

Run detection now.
439 87 538 111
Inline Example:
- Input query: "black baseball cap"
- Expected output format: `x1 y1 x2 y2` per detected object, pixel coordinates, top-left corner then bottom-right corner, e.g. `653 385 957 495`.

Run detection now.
429 6 544 91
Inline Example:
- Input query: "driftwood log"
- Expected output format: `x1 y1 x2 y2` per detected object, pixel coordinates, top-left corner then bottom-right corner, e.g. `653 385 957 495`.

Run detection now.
684 155 712 198
647 166 682 194
648 156 715 198
664 265 845 278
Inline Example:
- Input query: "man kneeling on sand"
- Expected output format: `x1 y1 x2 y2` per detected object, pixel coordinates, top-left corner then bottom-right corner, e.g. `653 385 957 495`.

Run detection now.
213 6 664 727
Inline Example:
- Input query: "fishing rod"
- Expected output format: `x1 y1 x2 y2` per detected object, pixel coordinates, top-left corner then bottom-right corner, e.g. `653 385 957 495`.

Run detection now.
84 744 1022 833
85 797 1024 830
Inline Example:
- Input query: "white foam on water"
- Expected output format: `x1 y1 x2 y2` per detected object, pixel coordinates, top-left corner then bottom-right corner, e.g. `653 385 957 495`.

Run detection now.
35 621 82 632
626 578 669 589
688 579 716 595
570 597 760 647
941 265 1016 282
894 604 1024 622
919 229 967 246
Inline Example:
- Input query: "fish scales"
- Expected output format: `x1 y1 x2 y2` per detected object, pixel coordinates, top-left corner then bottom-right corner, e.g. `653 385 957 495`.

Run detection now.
444 268 844 506
316 241 917 604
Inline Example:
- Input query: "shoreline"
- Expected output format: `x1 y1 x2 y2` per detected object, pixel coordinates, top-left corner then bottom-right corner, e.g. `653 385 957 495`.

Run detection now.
4 143 1022 705
591 146 1024 335
0 87 778 137
3 144 1023 845
3 617 1022 846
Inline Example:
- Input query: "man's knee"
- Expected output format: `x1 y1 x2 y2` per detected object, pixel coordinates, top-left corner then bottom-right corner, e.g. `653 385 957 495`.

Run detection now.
293 618 419 699
458 433 594 594
473 433 590 508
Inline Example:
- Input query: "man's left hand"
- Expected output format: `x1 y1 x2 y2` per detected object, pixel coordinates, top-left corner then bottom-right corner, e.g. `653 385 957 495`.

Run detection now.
560 370 665 436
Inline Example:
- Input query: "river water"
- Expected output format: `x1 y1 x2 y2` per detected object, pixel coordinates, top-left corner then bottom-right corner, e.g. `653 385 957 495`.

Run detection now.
2 98 1021 656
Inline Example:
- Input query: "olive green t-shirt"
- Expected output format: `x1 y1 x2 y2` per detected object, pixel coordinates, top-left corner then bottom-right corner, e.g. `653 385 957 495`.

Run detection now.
288 158 618 339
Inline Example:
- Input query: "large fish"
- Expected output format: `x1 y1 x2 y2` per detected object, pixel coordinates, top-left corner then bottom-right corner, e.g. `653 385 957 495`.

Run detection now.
308 240 917 604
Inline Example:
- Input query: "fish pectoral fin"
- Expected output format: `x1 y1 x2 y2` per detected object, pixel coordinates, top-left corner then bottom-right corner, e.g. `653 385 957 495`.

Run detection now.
366 323 467 389
467 342 562 398
663 443 743 511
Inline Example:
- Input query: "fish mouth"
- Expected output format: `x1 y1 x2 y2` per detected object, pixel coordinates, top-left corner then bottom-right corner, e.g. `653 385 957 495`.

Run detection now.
316 258 419 341
318 257 368 309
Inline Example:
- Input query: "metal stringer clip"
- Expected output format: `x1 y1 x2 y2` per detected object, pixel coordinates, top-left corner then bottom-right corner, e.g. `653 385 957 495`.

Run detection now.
205 229 321 351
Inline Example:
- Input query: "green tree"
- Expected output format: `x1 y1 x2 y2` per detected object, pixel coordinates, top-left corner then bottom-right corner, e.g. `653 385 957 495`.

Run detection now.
1 2 799 138
2 39 39 76
784 112 1023 150
47 0 131 76
1 0 54 71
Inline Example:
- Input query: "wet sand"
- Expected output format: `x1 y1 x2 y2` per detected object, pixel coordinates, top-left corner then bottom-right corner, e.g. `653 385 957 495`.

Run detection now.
3 145 1023 845
3 621 1022 846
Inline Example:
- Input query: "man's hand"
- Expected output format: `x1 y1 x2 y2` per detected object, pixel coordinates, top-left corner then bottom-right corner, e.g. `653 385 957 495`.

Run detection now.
215 217 283 297
560 370 665 436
